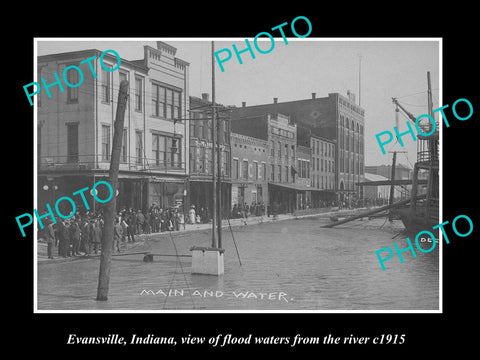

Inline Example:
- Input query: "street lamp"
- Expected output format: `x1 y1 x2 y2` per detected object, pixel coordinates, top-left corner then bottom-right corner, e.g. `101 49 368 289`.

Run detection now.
183 189 187 230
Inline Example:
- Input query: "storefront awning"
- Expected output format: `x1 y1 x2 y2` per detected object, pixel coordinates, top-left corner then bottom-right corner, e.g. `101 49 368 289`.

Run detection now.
268 182 323 192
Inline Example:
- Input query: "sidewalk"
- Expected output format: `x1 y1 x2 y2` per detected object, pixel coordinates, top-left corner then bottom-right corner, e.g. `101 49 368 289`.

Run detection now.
37 207 369 264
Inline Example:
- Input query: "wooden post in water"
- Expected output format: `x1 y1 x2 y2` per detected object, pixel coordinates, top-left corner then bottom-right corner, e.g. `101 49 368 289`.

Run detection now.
388 151 397 222
96 80 129 301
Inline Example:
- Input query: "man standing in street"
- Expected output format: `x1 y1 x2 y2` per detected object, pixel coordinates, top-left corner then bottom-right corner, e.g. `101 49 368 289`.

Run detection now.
114 217 123 253
45 218 55 259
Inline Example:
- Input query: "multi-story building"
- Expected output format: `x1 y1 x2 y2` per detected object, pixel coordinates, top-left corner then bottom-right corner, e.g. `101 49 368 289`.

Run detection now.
309 134 336 207
232 111 316 214
230 92 365 203
230 132 268 210
37 42 190 213
188 93 231 217
295 145 311 209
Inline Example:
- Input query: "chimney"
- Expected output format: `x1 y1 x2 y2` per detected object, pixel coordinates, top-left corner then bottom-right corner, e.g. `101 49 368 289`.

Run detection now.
201 93 209 102
312 92 316 99
242 101 246 107
273 97 278 104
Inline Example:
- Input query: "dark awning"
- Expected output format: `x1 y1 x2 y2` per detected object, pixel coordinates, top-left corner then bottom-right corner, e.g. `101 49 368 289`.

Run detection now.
356 179 428 186
268 182 324 192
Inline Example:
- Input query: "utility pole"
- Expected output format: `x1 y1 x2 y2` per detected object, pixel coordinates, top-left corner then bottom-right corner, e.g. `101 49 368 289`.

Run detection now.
211 41 217 248
96 80 129 301
387 151 407 221
358 54 362 107
388 151 397 222
216 105 223 248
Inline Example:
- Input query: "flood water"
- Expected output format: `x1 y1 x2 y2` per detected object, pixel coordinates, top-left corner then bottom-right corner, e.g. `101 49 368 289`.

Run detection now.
37 216 440 311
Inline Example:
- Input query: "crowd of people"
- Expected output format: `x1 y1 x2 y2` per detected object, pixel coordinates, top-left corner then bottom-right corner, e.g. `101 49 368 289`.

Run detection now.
230 202 266 218
38 205 186 260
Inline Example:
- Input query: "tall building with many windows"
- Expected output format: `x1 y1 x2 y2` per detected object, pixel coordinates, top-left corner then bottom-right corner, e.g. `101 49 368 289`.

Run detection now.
37 42 190 213
309 135 336 207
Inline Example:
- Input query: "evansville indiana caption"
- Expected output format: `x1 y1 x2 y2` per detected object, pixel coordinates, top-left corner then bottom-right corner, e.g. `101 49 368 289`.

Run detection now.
67 334 177 346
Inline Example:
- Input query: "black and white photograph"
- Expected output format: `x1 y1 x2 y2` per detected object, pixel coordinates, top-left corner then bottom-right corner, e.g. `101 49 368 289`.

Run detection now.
33 38 441 312
7 7 479 355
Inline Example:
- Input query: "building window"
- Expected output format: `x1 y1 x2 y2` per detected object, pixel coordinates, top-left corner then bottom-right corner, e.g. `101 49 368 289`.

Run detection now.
135 77 142 112
254 162 259 180
169 137 181 167
262 163 266 180
242 160 249 180
277 141 281 157
270 140 275 156
101 68 110 103
199 147 206 173
119 71 128 84
278 165 282 182
152 84 165 117
166 89 174 119
285 144 289 160
121 129 127 163
66 123 78 163
66 66 79 103
136 131 143 164
173 91 181 120
207 120 212 142
151 84 181 120
285 165 289 182
102 125 110 161
232 159 239 179
190 145 196 173
152 133 165 166
271 164 275 181
152 134 181 167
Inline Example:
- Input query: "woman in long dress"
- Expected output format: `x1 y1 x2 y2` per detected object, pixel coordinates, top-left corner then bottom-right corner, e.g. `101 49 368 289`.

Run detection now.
189 205 196 225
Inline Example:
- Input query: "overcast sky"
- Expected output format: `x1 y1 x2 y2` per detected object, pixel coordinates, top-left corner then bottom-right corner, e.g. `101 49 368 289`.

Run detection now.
37 38 440 167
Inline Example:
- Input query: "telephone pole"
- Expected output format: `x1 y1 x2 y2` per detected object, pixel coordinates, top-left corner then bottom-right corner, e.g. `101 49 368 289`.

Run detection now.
211 41 217 248
387 151 406 222
96 80 129 301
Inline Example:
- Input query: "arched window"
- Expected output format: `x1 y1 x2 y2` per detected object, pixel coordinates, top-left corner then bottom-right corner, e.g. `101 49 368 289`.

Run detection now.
346 118 349 129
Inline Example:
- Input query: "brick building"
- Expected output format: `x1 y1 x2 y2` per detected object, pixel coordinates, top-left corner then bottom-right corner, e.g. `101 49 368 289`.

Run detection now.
37 42 190 214
188 94 231 217
230 92 365 204
295 145 311 209
308 134 336 207
232 111 317 214
230 132 268 211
